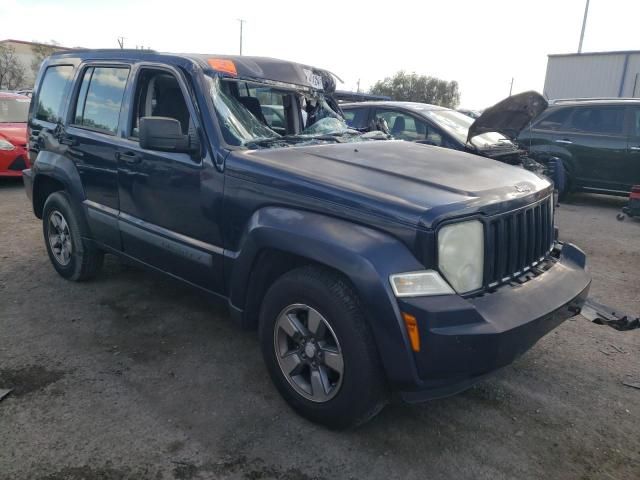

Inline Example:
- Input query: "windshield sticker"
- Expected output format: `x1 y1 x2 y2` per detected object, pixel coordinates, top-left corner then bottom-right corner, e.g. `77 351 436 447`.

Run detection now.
303 69 323 90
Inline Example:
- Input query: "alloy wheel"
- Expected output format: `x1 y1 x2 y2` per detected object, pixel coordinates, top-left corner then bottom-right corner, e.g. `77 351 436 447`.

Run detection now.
48 210 72 266
273 303 344 403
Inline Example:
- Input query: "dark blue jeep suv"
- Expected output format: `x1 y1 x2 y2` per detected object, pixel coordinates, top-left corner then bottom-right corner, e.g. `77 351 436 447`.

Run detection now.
23 49 591 428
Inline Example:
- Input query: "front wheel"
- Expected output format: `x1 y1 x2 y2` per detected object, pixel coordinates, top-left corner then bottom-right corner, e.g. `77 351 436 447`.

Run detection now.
259 266 388 429
42 191 104 281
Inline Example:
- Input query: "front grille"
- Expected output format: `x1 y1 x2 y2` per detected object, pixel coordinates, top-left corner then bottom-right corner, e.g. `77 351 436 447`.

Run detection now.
484 196 554 287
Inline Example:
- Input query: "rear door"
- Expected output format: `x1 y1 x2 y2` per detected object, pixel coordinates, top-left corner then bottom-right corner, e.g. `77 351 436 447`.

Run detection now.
562 105 629 192
63 63 131 249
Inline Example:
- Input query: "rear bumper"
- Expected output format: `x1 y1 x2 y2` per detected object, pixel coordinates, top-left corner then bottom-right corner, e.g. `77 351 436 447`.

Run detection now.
396 243 590 402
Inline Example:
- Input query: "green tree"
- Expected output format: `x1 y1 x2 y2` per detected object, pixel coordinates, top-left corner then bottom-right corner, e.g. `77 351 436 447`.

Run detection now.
31 40 60 78
0 44 26 90
369 71 460 108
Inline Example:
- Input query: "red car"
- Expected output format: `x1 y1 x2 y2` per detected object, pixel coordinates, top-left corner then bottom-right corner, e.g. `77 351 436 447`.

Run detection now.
0 92 30 177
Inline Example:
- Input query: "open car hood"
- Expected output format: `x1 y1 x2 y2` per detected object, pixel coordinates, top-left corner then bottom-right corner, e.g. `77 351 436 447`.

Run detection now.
467 91 547 142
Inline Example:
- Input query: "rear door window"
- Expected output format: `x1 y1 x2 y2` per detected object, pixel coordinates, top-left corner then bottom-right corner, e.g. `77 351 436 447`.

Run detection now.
35 65 74 123
567 106 625 135
73 67 129 134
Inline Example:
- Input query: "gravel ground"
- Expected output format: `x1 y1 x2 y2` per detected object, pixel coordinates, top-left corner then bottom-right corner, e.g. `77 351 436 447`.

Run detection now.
0 177 638 480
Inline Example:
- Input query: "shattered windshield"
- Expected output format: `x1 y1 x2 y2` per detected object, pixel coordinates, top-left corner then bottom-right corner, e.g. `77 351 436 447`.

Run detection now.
207 76 384 149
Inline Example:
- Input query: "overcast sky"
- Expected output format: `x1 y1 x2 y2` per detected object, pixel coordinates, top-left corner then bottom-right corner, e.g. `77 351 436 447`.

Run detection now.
2 0 640 108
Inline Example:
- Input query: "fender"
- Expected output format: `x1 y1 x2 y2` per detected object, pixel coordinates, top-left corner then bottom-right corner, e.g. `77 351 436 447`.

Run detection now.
31 148 86 216
228 206 426 387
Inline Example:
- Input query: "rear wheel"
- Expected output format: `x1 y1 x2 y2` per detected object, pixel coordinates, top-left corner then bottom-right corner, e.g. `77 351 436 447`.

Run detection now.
42 192 103 281
259 265 388 429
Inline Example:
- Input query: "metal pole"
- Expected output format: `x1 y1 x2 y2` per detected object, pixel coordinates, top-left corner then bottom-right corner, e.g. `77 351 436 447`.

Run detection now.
578 0 590 53
238 19 245 55
509 77 514 96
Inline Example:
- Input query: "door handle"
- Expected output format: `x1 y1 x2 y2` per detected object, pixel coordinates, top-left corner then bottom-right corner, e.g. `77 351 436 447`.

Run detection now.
555 139 573 145
116 151 142 164
630 146 640 152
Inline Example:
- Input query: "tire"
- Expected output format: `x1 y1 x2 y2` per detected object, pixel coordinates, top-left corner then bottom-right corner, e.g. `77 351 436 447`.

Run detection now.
42 191 104 281
259 265 388 429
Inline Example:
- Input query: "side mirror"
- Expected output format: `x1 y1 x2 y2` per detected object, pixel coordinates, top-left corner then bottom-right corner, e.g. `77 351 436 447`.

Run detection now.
139 116 199 155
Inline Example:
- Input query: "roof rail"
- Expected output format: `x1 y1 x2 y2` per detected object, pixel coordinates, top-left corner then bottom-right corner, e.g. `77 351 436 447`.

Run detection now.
51 48 158 55
550 97 639 104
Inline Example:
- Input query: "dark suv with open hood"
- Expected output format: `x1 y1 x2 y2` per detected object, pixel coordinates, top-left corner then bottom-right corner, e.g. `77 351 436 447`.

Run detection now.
23 50 590 428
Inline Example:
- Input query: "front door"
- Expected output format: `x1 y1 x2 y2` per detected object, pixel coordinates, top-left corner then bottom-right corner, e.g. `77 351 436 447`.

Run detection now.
117 66 225 293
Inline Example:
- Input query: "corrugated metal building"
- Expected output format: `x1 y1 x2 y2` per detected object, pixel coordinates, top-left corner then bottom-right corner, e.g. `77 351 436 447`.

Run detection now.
544 51 640 100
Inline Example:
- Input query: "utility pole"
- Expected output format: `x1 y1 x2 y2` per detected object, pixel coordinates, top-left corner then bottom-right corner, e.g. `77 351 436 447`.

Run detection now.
356 79 360 93
509 77 514 96
117 36 125 49
238 19 246 55
578 0 590 53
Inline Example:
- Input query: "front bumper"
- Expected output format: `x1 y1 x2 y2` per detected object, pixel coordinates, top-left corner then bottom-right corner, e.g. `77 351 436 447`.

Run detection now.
0 145 29 177
396 243 590 402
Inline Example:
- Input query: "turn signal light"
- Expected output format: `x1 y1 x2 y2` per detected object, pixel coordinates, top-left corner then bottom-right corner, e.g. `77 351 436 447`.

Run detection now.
402 312 420 352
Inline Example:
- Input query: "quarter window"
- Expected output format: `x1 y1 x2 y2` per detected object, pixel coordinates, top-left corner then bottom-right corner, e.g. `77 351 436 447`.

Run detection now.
35 65 74 123
74 67 129 134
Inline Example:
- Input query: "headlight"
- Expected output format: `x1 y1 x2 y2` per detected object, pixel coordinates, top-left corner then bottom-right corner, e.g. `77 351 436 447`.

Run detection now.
390 270 454 297
0 138 15 151
438 220 484 293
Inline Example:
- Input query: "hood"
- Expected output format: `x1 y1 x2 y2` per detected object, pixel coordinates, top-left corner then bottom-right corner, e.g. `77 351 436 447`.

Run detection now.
0 123 27 146
228 140 551 228
467 91 547 143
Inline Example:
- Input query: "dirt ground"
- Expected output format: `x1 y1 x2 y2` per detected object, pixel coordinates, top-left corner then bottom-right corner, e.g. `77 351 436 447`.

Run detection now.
0 177 638 480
